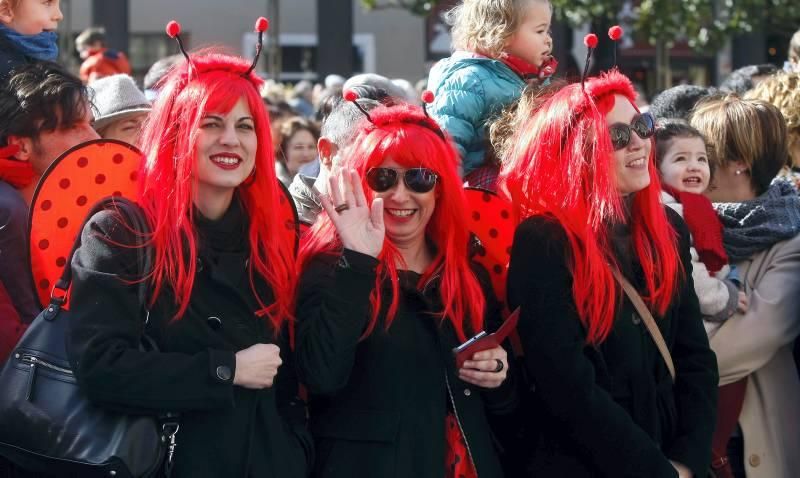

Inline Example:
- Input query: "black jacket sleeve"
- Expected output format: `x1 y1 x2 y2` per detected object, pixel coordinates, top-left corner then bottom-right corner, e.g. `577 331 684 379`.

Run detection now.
663 209 719 476
0 185 40 323
67 209 236 413
294 248 379 395
507 216 677 477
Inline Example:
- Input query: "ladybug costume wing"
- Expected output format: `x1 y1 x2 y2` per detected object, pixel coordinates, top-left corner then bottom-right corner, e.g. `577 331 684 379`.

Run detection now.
464 187 516 313
28 140 143 309
28 139 301 309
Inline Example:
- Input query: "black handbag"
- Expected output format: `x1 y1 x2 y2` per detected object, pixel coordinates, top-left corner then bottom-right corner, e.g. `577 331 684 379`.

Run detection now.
0 197 178 478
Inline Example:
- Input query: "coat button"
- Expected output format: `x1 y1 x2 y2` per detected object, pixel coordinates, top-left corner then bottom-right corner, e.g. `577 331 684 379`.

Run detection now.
632 313 642 325
749 454 760 467
463 388 471 397
207 316 222 330
216 365 232 381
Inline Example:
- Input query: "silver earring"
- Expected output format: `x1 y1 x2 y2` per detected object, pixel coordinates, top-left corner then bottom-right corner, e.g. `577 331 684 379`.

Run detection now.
734 169 746 176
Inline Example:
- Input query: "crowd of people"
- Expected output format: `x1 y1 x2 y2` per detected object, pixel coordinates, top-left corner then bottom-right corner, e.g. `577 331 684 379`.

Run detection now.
1 0 800 477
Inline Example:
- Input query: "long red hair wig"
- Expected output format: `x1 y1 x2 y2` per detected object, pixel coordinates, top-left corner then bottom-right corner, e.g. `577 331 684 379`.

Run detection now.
298 104 485 342
499 70 680 345
137 52 296 330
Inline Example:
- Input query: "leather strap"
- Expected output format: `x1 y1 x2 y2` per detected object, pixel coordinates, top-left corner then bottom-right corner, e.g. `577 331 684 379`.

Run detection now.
611 268 676 382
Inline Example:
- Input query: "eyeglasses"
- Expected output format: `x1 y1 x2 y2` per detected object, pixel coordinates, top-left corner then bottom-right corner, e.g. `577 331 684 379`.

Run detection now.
608 112 655 151
365 167 438 193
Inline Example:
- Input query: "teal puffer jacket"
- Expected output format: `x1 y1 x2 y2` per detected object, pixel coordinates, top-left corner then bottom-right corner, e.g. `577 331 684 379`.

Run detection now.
427 51 525 175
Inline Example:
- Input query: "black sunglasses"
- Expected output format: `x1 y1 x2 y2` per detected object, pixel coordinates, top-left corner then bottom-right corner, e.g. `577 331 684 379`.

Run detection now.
365 167 439 193
608 112 655 151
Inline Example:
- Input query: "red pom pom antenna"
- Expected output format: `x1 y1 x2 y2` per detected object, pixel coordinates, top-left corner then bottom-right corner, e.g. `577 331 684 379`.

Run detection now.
255 17 269 33
343 89 359 102
166 21 181 38
584 33 598 49
608 25 624 41
421 90 435 104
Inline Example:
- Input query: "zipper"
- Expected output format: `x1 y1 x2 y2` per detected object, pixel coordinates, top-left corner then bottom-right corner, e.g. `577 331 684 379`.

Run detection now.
18 354 74 375
443 370 478 476
15 353 73 401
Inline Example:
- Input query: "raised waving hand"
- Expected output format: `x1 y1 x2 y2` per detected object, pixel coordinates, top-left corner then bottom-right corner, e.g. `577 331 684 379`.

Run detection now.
320 168 385 258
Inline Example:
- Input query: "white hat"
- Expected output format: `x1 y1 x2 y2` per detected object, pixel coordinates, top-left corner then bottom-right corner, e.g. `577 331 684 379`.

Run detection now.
90 74 151 131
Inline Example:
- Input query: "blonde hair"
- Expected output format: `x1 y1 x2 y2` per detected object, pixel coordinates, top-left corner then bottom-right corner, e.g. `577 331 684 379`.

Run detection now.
691 95 788 195
446 0 549 58
745 72 800 165
489 79 563 163
0 0 22 12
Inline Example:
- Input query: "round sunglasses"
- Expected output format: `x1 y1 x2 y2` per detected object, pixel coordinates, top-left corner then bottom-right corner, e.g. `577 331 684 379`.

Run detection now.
608 112 656 151
365 167 439 193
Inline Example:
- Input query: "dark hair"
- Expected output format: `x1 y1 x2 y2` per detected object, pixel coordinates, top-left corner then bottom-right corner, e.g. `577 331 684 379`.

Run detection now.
691 95 788 195
789 30 800 63
654 120 716 179
720 64 779 95
278 117 320 163
650 85 716 121
0 62 90 146
75 27 106 51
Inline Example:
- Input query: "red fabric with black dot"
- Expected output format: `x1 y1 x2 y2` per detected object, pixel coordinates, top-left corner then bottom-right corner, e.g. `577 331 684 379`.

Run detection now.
465 188 516 311
29 140 143 309
445 412 477 478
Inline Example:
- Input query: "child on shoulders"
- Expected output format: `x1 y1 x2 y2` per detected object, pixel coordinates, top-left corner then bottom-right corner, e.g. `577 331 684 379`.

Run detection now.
0 0 62 79
427 0 557 183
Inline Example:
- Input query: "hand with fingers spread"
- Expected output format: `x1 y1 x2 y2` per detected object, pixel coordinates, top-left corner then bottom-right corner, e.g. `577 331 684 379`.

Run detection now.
320 168 385 258
458 346 508 389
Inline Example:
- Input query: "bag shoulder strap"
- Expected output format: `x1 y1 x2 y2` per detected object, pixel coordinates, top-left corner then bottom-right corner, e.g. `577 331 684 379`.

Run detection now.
54 197 152 320
611 267 676 382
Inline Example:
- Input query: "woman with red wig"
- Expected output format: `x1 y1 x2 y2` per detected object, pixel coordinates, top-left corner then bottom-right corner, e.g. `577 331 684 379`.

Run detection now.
295 100 513 478
499 69 718 477
64 47 312 477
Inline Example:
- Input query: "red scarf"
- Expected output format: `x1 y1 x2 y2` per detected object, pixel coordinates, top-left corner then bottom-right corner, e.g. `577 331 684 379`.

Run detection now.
499 53 558 81
663 185 728 274
0 145 34 189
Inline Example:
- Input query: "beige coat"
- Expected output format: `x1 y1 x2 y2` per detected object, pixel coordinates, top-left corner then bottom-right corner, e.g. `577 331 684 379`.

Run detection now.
707 233 800 478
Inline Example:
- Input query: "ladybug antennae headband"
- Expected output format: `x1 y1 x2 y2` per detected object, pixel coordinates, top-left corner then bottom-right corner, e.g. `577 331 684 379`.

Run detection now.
581 25 625 92
166 17 269 79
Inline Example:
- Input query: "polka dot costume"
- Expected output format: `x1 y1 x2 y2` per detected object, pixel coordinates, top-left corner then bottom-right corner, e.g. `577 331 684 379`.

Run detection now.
28 139 301 309
465 188 516 313
29 140 142 309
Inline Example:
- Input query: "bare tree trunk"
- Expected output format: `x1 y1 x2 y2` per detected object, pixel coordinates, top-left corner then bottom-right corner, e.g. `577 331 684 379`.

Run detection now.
655 40 672 92
267 0 281 81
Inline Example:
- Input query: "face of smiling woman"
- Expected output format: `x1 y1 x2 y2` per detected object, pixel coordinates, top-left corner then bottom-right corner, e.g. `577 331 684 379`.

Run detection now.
194 97 257 195
606 94 652 196
371 157 437 248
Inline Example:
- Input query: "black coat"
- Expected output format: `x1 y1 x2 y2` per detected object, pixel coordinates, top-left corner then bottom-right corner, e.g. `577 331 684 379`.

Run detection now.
66 201 312 478
505 210 718 478
295 249 515 478
0 32 32 80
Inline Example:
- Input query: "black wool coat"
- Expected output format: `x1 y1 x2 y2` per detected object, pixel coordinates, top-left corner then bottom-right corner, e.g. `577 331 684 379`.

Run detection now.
66 202 312 478
504 209 718 478
295 249 516 478
0 32 32 80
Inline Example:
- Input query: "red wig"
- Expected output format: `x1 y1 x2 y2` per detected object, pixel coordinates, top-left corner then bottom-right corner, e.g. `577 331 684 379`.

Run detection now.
137 52 296 331
499 70 680 345
298 104 485 342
